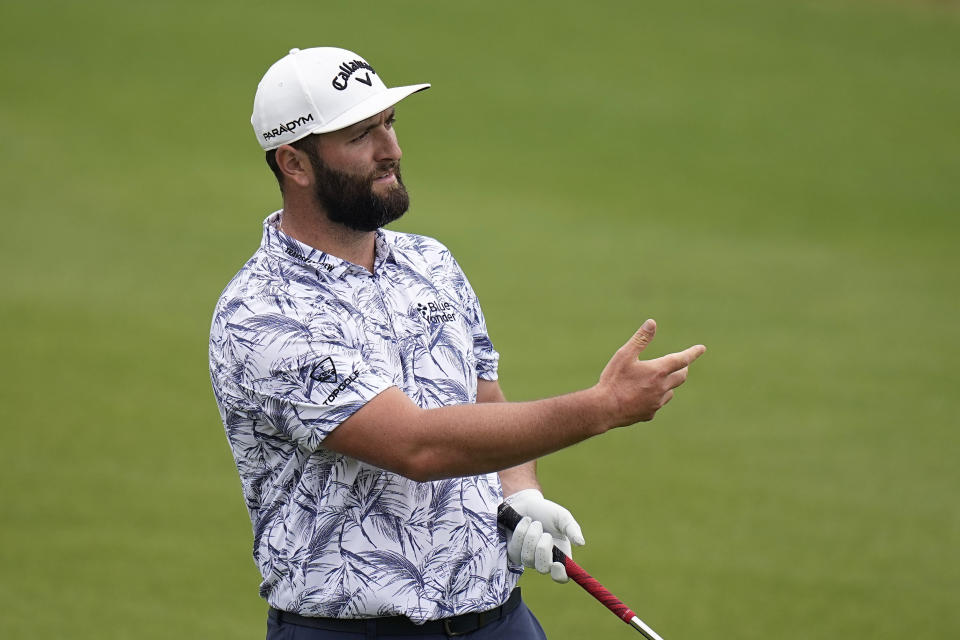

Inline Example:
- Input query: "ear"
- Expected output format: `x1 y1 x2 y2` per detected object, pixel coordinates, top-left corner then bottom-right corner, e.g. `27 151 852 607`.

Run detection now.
275 145 313 189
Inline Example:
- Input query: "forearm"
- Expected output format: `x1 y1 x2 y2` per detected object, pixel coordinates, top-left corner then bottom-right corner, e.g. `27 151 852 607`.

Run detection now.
478 380 542 497
394 387 609 481
328 385 611 482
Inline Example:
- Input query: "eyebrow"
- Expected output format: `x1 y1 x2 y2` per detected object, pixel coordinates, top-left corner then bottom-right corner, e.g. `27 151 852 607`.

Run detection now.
347 108 396 136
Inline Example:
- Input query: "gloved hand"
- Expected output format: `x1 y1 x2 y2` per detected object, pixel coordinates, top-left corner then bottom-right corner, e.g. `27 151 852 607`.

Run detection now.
504 489 585 583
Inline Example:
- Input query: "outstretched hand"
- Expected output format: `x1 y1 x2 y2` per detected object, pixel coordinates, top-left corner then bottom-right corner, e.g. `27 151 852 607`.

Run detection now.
597 319 706 427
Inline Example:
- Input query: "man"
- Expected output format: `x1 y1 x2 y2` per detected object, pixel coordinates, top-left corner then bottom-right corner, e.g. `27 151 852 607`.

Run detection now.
209 47 705 639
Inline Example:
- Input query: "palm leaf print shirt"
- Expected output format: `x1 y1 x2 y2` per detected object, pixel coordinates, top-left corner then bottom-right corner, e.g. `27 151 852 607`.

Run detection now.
209 212 519 621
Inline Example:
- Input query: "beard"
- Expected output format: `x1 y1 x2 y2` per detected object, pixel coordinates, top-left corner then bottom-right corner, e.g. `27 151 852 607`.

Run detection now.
311 158 410 232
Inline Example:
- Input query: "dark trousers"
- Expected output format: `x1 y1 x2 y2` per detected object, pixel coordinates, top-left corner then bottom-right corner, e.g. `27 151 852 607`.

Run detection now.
265 600 547 639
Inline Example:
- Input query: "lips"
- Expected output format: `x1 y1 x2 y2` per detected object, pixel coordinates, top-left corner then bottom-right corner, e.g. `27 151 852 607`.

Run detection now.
373 169 397 184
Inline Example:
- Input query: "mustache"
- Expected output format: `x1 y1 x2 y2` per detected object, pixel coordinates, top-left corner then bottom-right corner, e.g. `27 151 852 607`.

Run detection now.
371 161 400 180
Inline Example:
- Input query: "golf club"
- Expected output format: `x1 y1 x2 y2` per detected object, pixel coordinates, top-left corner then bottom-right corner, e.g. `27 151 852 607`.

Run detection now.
497 503 665 640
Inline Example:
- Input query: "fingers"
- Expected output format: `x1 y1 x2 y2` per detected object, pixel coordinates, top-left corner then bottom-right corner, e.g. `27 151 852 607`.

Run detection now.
522 520 545 569
550 505 585 547
507 517 552 572
624 319 657 356
660 389 675 408
508 490 586 546
625 322 706 369
550 537 572 583
665 366 689 390
506 516 532 565
506 513 576 583
550 561 569 583
510 528 575 583
503 490 583 583
660 344 707 372
534 530 553 574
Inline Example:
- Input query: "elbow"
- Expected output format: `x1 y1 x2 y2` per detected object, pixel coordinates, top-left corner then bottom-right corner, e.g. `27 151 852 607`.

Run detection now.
401 467 439 483
394 446 452 483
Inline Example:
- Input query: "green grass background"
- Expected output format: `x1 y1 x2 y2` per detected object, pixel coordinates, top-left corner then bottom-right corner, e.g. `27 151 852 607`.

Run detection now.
2 0 958 638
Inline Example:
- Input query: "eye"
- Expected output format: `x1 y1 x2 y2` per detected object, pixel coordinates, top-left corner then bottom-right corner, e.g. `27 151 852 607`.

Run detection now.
385 116 397 129
350 130 369 143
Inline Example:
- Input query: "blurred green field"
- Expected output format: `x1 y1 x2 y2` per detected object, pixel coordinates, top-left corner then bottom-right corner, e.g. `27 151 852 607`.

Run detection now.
2 0 958 638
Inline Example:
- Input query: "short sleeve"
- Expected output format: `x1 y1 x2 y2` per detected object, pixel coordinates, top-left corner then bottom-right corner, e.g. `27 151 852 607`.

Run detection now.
224 306 394 451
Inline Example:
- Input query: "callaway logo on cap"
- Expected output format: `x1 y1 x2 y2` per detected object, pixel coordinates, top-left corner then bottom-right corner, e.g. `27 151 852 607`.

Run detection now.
251 47 431 151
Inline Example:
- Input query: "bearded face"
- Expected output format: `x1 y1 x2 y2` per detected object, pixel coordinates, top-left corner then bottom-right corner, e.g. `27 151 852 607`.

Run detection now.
307 150 410 232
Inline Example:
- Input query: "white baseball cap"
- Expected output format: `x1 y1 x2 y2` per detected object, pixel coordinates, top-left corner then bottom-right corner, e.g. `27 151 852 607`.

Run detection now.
251 47 430 151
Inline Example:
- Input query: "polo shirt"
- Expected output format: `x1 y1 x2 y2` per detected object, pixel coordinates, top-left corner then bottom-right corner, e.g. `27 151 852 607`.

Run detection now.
209 211 519 622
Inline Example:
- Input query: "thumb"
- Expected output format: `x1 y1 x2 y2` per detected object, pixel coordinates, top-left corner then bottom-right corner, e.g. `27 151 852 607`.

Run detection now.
554 509 585 547
550 562 569 583
626 318 657 356
552 537 573 583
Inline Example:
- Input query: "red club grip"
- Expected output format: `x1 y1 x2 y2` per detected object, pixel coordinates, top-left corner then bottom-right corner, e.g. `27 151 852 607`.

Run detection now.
562 555 637 624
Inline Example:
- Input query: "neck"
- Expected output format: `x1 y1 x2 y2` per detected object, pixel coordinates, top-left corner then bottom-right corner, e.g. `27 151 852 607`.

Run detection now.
279 195 377 272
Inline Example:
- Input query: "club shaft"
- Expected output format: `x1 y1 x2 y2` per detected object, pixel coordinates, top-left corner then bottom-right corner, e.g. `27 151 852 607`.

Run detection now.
629 615 666 640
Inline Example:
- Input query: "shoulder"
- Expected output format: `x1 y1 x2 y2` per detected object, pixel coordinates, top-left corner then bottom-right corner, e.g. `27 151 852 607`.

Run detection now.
382 230 462 272
211 251 337 333
382 229 450 253
210 286 361 375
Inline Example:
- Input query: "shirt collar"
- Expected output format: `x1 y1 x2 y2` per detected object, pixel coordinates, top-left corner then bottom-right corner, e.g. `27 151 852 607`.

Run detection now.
372 229 396 271
261 211 396 279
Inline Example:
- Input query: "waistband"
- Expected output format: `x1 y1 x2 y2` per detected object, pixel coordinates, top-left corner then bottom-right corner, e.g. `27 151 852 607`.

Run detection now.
269 587 522 637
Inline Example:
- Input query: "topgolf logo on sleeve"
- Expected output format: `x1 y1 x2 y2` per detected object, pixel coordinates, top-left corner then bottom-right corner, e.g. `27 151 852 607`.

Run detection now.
308 357 362 405
310 357 337 383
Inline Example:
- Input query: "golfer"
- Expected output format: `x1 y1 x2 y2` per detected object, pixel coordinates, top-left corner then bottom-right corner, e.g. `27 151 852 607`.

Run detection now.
209 47 705 639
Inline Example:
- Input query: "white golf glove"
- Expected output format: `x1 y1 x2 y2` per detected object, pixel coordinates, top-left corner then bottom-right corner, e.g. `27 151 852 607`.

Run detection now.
504 489 585 583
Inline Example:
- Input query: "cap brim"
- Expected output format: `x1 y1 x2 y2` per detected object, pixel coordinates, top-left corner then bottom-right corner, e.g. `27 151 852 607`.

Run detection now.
308 83 430 136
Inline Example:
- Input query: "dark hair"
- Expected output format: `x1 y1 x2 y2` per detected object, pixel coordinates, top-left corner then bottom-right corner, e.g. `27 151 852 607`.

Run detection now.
264 135 322 193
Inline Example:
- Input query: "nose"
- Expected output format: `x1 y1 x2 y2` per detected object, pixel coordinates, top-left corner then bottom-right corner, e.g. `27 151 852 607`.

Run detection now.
373 125 402 164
